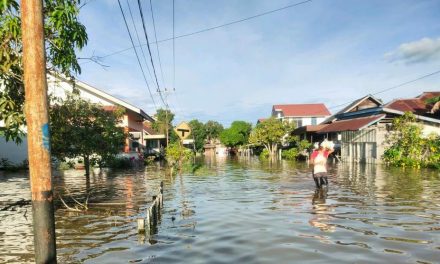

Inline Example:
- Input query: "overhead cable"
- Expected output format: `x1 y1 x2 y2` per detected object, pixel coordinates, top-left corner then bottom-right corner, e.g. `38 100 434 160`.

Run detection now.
117 0 157 109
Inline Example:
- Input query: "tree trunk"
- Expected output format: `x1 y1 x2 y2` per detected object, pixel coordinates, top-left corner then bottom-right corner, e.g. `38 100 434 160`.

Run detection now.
84 155 90 176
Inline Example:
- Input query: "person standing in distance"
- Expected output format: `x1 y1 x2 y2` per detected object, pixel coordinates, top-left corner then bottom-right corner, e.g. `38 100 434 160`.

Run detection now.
310 141 334 188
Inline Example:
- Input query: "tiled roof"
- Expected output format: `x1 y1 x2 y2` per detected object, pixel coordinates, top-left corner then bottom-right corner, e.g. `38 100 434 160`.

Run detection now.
318 114 385 133
273 104 330 117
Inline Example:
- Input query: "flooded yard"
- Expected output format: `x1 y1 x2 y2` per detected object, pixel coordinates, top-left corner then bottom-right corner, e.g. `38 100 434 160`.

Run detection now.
1 158 440 263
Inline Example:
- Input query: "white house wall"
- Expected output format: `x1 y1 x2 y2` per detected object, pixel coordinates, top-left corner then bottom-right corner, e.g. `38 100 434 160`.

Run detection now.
284 116 328 125
47 75 115 106
421 123 440 137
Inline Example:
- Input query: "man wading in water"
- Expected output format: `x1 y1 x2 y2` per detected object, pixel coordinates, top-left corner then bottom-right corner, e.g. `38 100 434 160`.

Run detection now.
310 141 334 188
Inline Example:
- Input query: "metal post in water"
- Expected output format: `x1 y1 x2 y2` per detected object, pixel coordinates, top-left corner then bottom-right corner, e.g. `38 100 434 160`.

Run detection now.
20 1 57 263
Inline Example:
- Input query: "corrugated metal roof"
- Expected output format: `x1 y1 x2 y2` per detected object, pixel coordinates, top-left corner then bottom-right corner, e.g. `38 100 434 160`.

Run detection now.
386 99 429 115
318 114 385 133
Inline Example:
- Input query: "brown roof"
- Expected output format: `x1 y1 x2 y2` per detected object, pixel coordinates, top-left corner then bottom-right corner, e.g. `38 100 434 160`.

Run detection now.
318 114 385 133
385 99 428 114
385 92 440 115
143 126 160 135
293 124 328 135
417 92 440 101
273 104 330 117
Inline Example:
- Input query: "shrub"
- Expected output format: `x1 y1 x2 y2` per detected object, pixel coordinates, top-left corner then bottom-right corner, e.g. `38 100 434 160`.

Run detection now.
259 149 270 159
282 148 299 160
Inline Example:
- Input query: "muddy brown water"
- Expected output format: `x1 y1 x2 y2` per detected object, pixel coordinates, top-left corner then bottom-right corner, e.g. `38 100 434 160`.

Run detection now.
1 157 439 263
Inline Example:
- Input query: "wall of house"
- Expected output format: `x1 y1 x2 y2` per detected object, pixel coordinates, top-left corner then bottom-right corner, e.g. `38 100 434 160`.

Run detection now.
421 123 440 137
47 75 114 106
340 125 387 164
284 116 328 126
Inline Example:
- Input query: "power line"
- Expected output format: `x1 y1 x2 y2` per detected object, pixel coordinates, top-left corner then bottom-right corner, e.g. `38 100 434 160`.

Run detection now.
82 0 313 62
172 0 176 91
149 0 167 89
321 68 440 114
125 0 155 85
117 0 157 109
136 0 161 93
372 69 440 96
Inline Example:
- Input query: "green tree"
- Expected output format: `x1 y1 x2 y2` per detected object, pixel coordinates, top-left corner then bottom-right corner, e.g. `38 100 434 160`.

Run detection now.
50 92 126 176
165 141 193 175
249 117 296 158
383 112 425 168
204 120 223 142
219 121 252 148
188 119 206 152
0 0 87 143
152 108 175 144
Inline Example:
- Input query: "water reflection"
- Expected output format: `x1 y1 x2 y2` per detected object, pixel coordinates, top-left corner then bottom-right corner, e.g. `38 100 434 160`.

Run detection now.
1 159 439 263
310 188 335 233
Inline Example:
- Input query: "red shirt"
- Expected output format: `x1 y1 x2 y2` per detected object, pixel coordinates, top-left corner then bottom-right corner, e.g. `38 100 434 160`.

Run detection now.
311 150 329 159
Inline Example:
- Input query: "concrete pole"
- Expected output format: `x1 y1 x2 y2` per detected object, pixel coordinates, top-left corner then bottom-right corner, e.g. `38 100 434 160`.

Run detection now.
21 0 57 263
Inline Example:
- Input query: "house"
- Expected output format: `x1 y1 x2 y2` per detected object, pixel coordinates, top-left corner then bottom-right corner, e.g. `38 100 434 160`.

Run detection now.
47 73 165 155
143 122 166 157
312 92 440 164
0 73 164 164
272 104 331 127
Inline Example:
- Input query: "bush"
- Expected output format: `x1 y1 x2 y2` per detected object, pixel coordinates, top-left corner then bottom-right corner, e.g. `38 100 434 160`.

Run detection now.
383 112 440 169
259 149 269 159
58 161 74 170
282 148 299 160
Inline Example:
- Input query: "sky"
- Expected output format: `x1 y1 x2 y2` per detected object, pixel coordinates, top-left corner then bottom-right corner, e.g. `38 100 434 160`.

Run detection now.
75 0 440 126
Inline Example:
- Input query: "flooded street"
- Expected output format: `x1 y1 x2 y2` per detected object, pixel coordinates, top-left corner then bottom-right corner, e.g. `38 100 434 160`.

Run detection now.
1 158 440 263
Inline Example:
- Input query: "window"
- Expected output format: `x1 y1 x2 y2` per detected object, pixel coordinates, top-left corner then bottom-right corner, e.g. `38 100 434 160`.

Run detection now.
293 119 302 127
311 117 317 125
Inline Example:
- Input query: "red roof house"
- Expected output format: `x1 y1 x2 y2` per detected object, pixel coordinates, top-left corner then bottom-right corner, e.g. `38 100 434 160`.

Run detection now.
272 104 331 117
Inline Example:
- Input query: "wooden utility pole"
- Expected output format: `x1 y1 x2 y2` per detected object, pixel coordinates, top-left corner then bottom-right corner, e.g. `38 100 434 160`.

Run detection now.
21 1 57 263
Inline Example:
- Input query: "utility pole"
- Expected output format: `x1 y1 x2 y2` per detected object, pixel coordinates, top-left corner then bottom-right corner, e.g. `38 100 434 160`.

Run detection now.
21 1 57 263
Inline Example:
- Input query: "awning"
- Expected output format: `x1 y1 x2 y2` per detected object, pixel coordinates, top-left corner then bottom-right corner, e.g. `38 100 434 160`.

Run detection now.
317 114 385 133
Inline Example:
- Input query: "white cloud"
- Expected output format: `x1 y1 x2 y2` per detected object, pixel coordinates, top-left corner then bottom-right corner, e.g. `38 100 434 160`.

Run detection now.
385 37 440 64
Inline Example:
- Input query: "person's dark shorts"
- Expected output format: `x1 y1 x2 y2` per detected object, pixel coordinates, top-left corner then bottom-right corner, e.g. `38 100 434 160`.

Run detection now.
313 172 326 178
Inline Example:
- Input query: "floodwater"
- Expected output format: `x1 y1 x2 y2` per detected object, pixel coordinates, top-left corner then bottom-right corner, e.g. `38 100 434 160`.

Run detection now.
1 157 440 263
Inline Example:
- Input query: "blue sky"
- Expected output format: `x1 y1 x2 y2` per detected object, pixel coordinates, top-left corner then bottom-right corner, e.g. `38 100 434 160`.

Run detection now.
76 0 440 126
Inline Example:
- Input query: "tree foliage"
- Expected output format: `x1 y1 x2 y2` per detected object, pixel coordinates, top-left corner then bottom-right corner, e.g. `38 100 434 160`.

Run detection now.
188 119 206 152
204 120 223 142
219 121 252 148
249 117 296 158
165 142 193 174
0 0 87 143
383 112 440 169
50 92 126 175
152 108 175 143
